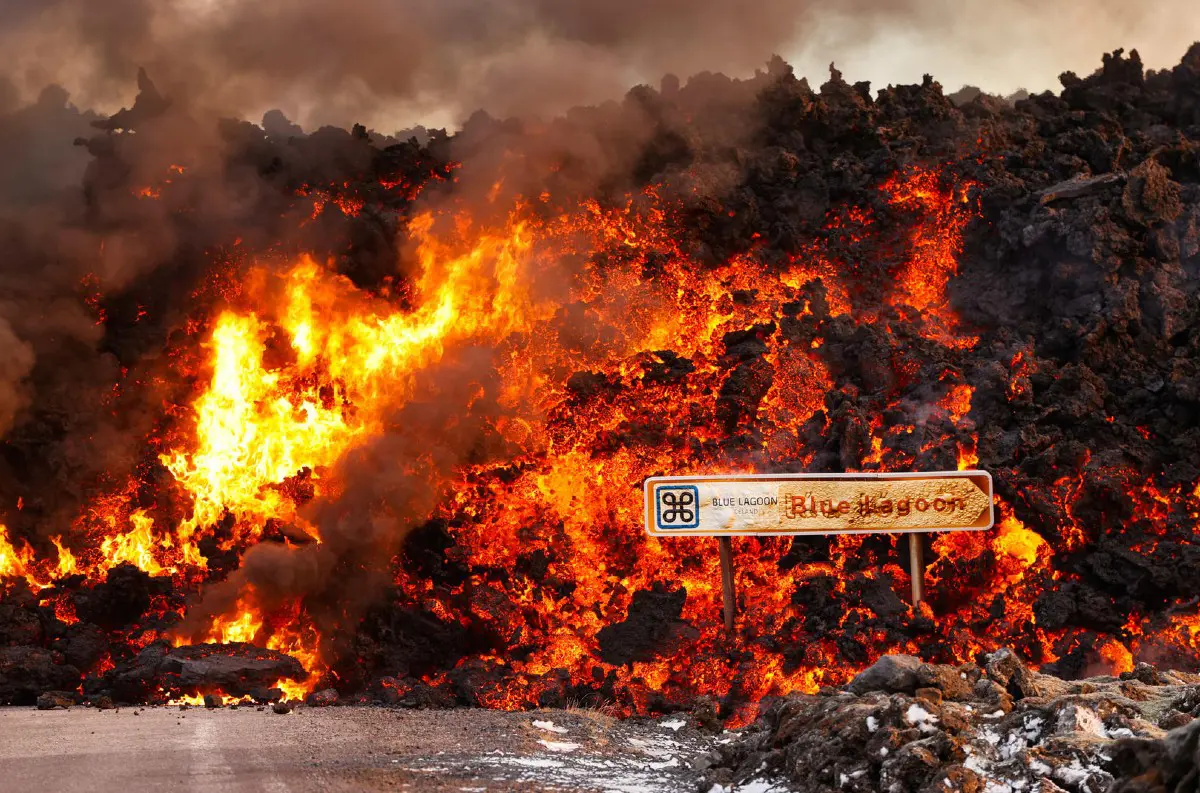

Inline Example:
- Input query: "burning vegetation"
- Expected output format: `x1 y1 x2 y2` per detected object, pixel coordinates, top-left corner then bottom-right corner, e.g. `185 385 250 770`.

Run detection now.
0 45 1199 726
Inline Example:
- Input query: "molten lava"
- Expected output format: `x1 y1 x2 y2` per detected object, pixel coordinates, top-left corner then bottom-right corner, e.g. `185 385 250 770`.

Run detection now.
1 150 1197 713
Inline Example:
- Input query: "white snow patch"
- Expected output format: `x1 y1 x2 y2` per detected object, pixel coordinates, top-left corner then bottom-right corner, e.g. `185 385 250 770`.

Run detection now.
532 719 568 734
836 770 866 787
1022 715 1045 741
963 750 990 776
733 780 785 793
905 703 940 732
660 718 687 732
905 704 937 725
428 723 725 793
1053 757 1105 787
627 735 685 760
537 740 581 753
866 716 879 733
507 757 566 768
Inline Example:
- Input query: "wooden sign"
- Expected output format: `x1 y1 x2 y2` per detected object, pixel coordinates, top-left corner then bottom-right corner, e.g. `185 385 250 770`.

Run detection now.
644 471 993 537
644 471 995 625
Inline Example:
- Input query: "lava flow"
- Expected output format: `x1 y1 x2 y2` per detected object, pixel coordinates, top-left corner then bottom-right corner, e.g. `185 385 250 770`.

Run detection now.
1 47 1199 718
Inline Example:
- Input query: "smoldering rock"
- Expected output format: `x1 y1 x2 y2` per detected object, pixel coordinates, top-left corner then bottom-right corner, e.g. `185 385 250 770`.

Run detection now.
846 655 923 695
72 563 160 630
61 622 109 671
103 641 306 701
0 597 42 645
0 646 81 705
985 647 1041 700
105 641 171 703
164 644 308 696
716 357 774 431
36 690 77 710
849 575 907 620
639 351 696 385
392 679 457 709
248 686 283 704
596 587 697 666
305 688 339 707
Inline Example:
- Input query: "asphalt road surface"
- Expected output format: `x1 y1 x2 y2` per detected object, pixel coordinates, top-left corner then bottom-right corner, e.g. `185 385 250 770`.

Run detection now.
0 705 734 792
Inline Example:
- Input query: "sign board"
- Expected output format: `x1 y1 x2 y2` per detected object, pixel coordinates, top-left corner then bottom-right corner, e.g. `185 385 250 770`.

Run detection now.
644 471 993 537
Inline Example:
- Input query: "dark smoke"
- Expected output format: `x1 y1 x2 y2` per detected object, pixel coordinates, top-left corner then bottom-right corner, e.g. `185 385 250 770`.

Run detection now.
2 0 1194 131
177 346 515 657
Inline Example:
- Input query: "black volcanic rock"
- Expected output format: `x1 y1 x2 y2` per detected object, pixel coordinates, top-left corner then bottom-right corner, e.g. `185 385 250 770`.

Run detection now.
163 644 308 695
0 599 42 645
104 641 306 702
706 654 1200 793
597 588 696 666
106 641 173 702
72 564 157 630
847 655 923 695
1109 716 1200 792
0 646 80 705
61 622 109 672
36 690 77 710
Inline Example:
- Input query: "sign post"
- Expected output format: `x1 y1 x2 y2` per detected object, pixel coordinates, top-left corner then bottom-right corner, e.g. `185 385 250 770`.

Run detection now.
717 536 736 631
908 533 925 607
644 471 993 628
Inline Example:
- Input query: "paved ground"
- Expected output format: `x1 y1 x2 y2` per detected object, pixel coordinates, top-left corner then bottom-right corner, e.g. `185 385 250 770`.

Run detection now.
0 705 730 792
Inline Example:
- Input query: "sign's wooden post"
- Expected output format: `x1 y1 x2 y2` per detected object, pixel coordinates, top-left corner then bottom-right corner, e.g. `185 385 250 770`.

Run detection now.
644 471 993 624
718 536 736 632
908 532 925 608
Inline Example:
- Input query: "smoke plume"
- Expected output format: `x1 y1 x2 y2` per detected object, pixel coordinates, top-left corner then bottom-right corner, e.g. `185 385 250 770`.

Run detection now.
0 0 1194 130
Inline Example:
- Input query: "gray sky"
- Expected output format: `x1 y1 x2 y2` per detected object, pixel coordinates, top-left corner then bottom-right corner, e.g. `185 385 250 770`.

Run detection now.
784 2 1198 99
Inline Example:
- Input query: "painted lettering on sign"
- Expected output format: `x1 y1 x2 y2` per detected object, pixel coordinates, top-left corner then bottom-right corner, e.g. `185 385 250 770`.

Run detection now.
644 472 993 537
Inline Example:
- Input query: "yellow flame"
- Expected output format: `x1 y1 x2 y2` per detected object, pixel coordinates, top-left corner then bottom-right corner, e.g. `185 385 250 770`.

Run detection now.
275 678 309 702
211 609 263 645
100 510 175 576
51 536 78 578
163 211 548 559
0 524 33 581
